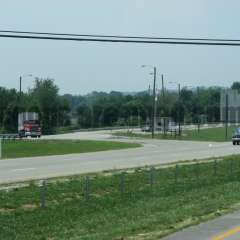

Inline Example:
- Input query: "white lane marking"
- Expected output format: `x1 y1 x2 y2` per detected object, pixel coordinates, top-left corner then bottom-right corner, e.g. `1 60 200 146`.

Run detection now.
11 168 36 172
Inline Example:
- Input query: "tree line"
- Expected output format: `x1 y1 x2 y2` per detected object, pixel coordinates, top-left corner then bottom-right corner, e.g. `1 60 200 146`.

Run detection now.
0 78 70 134
1 79 239 134
64 86 222 129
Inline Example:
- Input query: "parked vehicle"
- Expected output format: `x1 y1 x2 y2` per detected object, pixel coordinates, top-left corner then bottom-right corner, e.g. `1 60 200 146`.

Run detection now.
18 112 42 138
232 127 240 145
141 125 151 132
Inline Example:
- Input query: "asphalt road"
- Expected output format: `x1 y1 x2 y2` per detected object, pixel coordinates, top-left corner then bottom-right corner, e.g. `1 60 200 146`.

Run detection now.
1 131 240 183
163 210 240 240
43 130 115 141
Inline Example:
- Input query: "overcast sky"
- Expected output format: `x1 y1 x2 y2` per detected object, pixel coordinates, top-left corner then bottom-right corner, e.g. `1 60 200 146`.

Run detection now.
0 1 240 94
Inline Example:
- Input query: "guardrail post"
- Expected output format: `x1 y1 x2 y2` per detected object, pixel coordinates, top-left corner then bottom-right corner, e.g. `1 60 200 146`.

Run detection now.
230 159 233 178
150 167 155 188
120 173 125 194
175 164 179 183
85 176 90 201
214 159 217 176
41 180 47 208
195 162 199 180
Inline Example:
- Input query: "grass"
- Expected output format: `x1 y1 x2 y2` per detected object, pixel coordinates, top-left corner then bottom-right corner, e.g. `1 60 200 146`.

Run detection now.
1 156 240 239
1 139 141 159
114 126 237 142
55 125 81 134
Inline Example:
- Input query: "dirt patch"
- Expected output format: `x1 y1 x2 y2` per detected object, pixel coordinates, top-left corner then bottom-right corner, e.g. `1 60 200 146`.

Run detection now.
21 204 38 210
0 208 15 213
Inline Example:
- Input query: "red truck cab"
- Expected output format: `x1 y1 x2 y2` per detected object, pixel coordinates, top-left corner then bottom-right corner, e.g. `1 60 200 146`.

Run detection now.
18 112 42 138
22 120 42 138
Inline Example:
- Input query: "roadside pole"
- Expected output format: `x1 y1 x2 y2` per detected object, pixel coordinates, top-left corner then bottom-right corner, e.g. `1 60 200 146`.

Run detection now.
178 83 181 136
152 67 157 139
225 93 229 140
161 74 165 97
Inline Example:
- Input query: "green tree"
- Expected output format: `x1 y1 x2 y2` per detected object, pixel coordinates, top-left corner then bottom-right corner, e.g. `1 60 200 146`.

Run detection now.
231 82 240 92
77 103 92 128
30 78 59 134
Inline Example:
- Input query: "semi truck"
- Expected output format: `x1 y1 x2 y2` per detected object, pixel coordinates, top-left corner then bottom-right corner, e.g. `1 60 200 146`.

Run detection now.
18 112 42 138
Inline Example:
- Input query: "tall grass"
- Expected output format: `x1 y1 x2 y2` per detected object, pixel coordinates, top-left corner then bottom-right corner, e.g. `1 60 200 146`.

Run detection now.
0 156 240 239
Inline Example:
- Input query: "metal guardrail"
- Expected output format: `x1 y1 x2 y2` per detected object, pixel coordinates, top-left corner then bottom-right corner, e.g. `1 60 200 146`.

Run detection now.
0 134 19 139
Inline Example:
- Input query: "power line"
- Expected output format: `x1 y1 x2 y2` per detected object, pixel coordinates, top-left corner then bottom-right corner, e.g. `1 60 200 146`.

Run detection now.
1 29 240 42
1 32 240 46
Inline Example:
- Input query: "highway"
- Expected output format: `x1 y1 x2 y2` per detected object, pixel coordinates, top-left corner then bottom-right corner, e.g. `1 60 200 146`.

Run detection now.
1 130 240 183
163 210 240 240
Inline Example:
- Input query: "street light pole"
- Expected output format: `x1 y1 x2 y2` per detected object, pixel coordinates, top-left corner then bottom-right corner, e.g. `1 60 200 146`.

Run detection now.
19 74 33 108
19 74 33 95
142 65 157 139
18 74 33 131
152 67 157 139
178 83 181 136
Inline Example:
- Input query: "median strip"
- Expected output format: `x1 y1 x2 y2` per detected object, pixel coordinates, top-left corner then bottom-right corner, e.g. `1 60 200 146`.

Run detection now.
0 139 141 159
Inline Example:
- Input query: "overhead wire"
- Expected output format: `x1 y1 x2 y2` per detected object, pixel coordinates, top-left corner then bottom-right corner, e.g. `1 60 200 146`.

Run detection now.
0 29 240 42
1 30 240 46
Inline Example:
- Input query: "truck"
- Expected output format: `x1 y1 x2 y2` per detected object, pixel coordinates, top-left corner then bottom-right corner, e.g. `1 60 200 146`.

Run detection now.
18 112 42 138
232 127 240 145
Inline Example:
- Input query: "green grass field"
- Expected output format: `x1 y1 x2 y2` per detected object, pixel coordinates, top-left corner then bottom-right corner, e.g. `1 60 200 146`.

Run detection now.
1 140 141 159
181 125 236 141
114 126 237 142
1 156 240 239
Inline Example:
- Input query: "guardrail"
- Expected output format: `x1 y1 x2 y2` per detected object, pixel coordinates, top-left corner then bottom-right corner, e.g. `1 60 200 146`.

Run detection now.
0 134 19 140
0 134 19 159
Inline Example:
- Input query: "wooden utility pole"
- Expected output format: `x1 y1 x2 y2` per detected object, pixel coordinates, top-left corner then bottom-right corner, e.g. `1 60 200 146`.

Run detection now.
161 74 165 97
178 83 181 136
225 93 229 140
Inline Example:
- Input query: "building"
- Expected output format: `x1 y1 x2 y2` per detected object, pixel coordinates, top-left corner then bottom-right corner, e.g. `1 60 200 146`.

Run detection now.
220 89 240 123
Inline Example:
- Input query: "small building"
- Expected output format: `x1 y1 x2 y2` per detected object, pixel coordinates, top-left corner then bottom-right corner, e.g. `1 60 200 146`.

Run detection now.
220 89 240 123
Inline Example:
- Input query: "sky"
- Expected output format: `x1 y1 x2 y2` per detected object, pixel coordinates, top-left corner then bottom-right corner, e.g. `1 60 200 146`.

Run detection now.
0 0 240 95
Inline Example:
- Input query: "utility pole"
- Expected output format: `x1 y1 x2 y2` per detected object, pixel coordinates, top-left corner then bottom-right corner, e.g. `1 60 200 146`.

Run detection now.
19 76 22 96
196 86 200 132
161 74 165 97
152 67 157 139
19 74 32 107
178 83 181 136
225 93 229 140
19 75 23 113
18 76 22 132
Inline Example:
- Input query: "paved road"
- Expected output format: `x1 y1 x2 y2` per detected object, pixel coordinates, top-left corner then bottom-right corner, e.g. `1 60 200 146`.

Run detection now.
163 211 240 240
43 130 115 141
1 130 240 183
